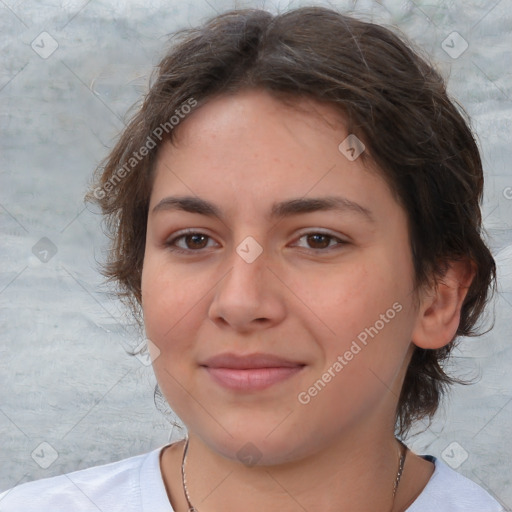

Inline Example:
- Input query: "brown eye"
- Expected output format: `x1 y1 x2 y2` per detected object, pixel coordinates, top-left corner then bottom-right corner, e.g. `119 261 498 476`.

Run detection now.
183 233 209 249
165 231 218 253
292 231 347 252
306 233 332 249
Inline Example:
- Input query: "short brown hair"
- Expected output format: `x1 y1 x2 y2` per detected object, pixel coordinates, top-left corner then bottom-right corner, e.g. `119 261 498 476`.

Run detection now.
86 6 496 436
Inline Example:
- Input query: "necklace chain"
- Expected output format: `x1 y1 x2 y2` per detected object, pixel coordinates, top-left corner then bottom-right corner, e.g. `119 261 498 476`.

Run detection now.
181 436 407 512
393 439 407 498
181 437 198 512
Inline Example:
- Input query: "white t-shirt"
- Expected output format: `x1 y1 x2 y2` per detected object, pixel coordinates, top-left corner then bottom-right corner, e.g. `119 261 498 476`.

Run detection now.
0 444 504 511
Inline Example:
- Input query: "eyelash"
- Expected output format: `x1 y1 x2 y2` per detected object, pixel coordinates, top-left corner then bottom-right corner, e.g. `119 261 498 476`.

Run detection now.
164 229 347 255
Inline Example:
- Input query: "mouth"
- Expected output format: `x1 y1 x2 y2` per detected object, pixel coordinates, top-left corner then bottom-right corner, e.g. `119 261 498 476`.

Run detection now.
200 353 306 391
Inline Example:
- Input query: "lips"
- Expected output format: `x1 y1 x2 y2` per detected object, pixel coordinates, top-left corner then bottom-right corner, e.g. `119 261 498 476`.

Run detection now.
200 353 306 391
201 353 305 369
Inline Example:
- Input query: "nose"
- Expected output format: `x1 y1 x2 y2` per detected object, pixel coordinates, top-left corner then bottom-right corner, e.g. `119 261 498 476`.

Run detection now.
207 243 287 333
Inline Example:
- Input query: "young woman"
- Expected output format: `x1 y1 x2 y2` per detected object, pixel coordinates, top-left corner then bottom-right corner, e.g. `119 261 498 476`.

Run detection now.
0 6 504 511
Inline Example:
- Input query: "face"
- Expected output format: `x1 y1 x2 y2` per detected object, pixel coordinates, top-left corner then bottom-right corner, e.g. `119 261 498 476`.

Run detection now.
141 89 421 464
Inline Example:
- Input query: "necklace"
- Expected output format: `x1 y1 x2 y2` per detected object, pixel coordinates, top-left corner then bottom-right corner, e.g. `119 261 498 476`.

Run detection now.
181 436 407 512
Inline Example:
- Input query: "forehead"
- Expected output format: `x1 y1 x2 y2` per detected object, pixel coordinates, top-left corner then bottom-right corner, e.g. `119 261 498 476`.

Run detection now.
169 89 349 155
149 89 397 221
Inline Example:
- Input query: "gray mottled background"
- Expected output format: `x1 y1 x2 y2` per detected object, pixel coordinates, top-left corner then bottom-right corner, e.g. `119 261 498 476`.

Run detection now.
1 0 511 508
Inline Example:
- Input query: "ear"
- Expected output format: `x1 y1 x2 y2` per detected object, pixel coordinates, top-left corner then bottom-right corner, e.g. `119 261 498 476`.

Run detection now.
412 259 476 350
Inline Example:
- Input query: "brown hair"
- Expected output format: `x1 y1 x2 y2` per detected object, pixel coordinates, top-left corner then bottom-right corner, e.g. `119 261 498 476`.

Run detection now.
86 6 496 437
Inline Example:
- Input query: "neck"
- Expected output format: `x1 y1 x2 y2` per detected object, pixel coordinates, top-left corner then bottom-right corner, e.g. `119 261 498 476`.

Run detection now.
181 429 402 512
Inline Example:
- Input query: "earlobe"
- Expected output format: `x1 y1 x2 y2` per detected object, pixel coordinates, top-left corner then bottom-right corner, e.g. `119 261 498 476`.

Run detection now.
412 259 476 350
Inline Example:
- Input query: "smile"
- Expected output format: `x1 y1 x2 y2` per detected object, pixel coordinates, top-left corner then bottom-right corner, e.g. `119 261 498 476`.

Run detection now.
200 353 306 391
203 366 304 391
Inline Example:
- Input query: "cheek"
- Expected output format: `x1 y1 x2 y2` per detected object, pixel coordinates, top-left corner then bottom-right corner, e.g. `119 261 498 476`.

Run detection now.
291 257 404 342
141 264 200 409
141 256 194 347
141 260 209 427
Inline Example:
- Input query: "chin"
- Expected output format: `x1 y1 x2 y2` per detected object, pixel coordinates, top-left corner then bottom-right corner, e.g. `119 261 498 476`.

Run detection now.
195 423 321 467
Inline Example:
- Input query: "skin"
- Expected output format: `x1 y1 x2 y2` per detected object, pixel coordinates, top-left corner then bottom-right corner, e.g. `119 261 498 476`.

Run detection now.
141 89 474 511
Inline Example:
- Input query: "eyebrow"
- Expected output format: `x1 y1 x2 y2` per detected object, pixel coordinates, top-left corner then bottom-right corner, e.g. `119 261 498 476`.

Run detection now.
152 195 375 223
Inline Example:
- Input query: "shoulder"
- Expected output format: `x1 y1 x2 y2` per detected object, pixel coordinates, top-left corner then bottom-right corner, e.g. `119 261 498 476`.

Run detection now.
0 444 173 512
407 455 504 511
